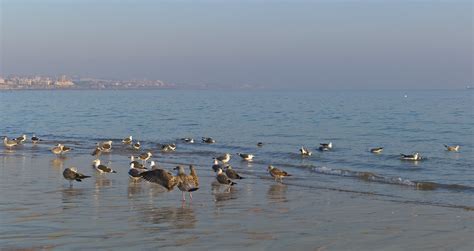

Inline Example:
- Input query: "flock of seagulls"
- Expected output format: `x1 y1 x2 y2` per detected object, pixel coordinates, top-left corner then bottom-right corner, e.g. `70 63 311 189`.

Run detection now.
2 133 462 201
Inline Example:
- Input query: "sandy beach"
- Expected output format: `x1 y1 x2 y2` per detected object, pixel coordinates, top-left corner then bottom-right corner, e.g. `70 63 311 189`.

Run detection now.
1 152 472 250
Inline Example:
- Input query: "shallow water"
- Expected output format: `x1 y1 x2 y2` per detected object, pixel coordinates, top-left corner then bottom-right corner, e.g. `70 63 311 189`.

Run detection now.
0 89 473 249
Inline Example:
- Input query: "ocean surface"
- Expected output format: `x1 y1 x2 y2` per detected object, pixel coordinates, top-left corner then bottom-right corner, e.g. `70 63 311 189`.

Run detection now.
0 89 473 249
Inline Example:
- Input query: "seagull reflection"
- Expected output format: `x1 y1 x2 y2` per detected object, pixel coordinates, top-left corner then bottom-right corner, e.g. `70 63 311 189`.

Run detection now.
141 206 196 230
61 188 85 210
51 157 66 169
128 180 144 197
212 181 238 202
267 183 288 203
95 176 112 188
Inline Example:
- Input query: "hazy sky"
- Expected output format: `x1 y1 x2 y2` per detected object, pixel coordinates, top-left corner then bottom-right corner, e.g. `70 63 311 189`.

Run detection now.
1 0 472 89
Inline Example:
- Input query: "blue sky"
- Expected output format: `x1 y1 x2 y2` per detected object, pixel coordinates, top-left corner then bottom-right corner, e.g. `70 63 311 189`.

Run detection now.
1 0 472 89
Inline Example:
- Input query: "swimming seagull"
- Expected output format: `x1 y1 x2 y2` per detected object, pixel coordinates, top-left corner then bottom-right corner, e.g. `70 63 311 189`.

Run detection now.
444 144 460 152
31 135 40 144
99 140 112 152
3 137 18 149
257 142 264 147
132 141 141 150
400 153 423 161
14 134 27 144
128 163 143 181
174 165 199 201
299 146 312 156
92 159 117 174
140 167 179 191
122 136 132 145
63 167 91 187
268 165 292 182
370 147 384 154
139 151 152 166
202 137 216 144
236 153 254 161
161 143 176 152
215 153 231 163
130 155 146 169
319 142 333 151
51 144 71 155
181 138 195 143
225 166 244 179
216 168 236 188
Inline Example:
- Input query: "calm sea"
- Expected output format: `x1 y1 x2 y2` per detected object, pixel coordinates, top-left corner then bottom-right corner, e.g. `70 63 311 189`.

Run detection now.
1 89 473 207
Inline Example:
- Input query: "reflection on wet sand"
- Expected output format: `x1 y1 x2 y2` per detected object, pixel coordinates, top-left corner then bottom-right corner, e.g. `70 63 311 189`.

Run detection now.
212 181 239 202
141 206 196 230
51 157 66 169
267 183 288 203
61 188 86 210
95 176 112 188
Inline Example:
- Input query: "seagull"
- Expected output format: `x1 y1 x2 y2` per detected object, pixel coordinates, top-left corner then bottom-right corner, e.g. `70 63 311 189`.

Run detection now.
400 153 422 161
91 144 102 159
132 141 141 150
122 136 132 145
444 144 460 152
299 146 312 156
99 140 112 152
189 165 199 187
174 166 199 201
161 143 176 152
61 145 72 153
51 144 67 155
370 147 384 154
257 142 264 147
14 134 27 144
236 153 254 161
130 155 146 169
128 163 143 181
225 166 244 179
31 135 40 144
92 159 117 174
212 158 223 172
3 137 18 149
216 168 236 188
149 160 159 170
63 167 90 187
181 138 195 143
202 137 216 144
268 165 292 182
215 153 231 163
140 167 179 191
319 142 333 151
139 151 152 166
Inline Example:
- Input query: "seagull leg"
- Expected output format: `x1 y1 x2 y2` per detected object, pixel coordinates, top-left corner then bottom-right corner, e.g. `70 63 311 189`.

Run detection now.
69 180 73 188
182 192 186 201
189 192 193 201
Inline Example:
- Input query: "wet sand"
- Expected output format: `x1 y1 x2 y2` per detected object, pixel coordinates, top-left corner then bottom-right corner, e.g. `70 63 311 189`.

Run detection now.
1 153 473 250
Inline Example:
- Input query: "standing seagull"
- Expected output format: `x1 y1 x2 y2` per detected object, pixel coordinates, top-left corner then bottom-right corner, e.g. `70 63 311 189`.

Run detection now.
189 165 199 187
31 135 40 144
370 147 384 154
128 163 143 181
139 151 152 166
140 168 179 191
215 153 231 164
268 165 292 182
236 153 254 161
444 144 460 152
319 142 333 151
63 167 91 187
212 159 223 172
99 140 113 152
3 137 18 149
91 143 102 159
92 159 117 174
130 156 146 169
225 166 244 179
122 136 132 145
174 166 199 201
216 168 236 188
300 146 312 156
